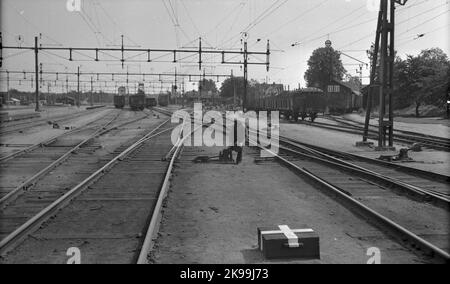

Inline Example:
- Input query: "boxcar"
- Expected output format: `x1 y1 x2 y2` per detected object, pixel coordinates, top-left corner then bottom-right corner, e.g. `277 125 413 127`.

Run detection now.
145 97 157 108
158 94 169 107
129 94 145 111
114 95 126 109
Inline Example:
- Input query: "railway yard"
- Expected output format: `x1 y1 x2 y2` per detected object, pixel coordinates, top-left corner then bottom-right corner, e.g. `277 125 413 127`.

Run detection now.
1 0 449 268
0 104 448 264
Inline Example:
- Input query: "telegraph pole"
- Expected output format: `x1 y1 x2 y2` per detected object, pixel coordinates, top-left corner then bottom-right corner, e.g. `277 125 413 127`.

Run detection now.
77 66 80 107
34 36 40 112
47 82 50 105
360 0 407 150
243 38 248 111
90 76 94 106
6 71 9 107
232 69 237 107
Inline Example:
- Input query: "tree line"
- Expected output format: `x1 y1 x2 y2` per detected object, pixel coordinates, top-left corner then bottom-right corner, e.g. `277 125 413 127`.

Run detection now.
303 45 449 117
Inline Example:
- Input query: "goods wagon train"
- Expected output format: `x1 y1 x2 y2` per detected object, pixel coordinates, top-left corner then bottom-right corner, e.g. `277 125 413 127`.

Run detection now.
145 97 157 108
129 83 146 111
114 96 126 109
56 96 76 106
158 94 169 107
248 88 326 122
114 86 127 109
129 94 145 111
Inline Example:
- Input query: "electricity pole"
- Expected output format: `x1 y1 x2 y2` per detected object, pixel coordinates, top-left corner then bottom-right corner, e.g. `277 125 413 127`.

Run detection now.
359 0 407 150
90 76 94 106
243 38 248 111
77 66 80 107
34 36 40 112
6 71 9 107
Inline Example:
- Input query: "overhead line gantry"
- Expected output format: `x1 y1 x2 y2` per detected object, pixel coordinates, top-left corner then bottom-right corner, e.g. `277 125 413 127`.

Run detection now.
1 35 270 111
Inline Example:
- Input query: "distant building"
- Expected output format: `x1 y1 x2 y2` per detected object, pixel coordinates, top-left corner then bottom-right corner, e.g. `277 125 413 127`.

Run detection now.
326 79 363 113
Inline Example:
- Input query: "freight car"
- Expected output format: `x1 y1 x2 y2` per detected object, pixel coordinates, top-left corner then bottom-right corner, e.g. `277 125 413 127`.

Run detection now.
248 88 326 122
56 96 75 106
129 94 145 111
326 80 362 114
114 86 127 109
158 94 169 107
145 97 157 108
114 96 126 109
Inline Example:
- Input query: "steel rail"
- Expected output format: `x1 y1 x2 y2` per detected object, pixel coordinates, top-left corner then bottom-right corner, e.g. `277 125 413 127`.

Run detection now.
322 116 450 148
0 110 153 207
0 119 174 255
282 136 450 183
278 138 450 209
254 142 450 263
0 107 107 136
327 116 450 144
0 110 123 162
298 120 450 151
137 114 201 264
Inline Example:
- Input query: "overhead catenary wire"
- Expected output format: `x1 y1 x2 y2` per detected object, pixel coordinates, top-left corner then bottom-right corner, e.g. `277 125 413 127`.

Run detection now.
336 2 449 50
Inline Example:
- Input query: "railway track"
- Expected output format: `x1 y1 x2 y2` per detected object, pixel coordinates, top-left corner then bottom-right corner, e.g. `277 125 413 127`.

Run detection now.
0 107 108 136
0 111 117 162
255 134 450 263
0 109 156 205
306 116 450 152
0 110 193 263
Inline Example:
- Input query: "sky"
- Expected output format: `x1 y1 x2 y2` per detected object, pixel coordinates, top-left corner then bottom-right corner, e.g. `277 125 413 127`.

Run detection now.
0 0 449 93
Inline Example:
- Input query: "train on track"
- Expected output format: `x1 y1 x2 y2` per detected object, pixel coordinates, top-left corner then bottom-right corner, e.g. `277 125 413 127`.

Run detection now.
129 94 145 111
247 80 363 121
145 97 157 108
115 84 170 110
248 87 326 122
326 80 363 114
114 87 127 109
157 93 170 107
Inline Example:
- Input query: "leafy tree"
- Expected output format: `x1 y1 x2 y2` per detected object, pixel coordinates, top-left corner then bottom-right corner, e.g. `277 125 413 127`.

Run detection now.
393 48 449 116
219 77 260 101
304 46 346 91
219 77 246 99
198 79 217 94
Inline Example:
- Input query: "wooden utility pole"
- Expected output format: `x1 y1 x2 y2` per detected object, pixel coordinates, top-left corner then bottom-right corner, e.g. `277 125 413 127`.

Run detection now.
77 66 80 107
6 71 9 107
243 39 248 111
34 36 40 112
90 76 94 106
